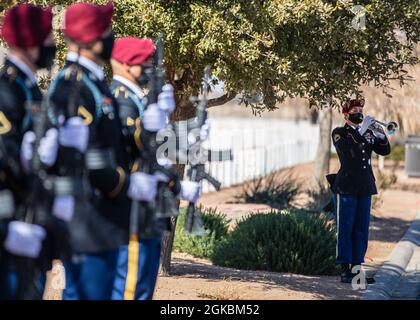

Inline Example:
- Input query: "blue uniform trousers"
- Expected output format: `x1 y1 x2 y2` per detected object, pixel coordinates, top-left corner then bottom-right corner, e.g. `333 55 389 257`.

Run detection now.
62 250 119 300
332 193 372 265
1 270 45 299
111 237 162 300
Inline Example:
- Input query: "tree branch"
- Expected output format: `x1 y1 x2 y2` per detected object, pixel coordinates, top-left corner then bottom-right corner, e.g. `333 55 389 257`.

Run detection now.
207 91 237 108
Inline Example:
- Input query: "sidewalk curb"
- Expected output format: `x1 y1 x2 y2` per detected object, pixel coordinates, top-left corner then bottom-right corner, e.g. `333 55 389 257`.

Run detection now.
363 212 420 300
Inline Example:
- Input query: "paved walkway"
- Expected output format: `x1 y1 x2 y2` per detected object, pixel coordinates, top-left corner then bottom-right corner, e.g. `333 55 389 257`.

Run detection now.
364 212 420 300
391 247 420 299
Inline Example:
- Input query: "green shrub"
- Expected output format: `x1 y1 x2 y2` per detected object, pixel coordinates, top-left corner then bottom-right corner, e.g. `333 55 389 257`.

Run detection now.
372 171 398 209
239 173 301 210
174 206 231 259
211 209 338 275
385 144 405 162
306 182 334 217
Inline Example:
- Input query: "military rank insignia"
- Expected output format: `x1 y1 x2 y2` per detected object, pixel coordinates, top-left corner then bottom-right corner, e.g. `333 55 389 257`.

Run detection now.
334 134 341 142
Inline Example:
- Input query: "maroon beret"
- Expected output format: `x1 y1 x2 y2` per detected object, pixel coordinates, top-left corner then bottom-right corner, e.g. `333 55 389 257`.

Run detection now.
63 1 114 44
1 4 53 49
112 37 155 65
342 98 365 114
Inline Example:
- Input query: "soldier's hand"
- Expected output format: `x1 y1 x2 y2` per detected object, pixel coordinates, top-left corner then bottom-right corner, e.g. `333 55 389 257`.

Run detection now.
359 115 375 136
179 181 201 203
142 103 168 132
187 119 211 147
59 116 89 153
128 172 158 202
52 195 75 222
38 128 59 167
157 84 176 113
4 221 46 258
20 131 36 172
200 119 211 141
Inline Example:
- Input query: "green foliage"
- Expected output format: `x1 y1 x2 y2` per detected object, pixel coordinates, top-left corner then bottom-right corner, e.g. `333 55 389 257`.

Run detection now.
174 206 231 259
385 143 405 162
306 182 334 217
2 1 418 113
372 170 398 209
239 173 301 210
211 209 338 275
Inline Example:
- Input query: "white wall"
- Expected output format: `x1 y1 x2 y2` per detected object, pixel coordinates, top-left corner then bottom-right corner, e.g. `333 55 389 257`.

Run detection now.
199 118 320 193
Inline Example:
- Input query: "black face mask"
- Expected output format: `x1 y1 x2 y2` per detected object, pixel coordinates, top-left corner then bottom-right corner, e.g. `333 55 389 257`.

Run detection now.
134 65 153 86
35 44 56 69
99 33 115 62
348 112 364 124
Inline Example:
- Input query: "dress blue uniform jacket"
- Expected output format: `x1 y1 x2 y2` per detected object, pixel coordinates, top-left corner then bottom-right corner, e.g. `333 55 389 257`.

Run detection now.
49 61 132 254
329 123 391 196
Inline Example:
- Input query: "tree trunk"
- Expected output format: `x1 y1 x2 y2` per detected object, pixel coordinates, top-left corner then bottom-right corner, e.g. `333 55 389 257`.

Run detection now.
314 107 333 187
160 163 185 275
159 96 195 275
160 86 236 274
160 216 178 276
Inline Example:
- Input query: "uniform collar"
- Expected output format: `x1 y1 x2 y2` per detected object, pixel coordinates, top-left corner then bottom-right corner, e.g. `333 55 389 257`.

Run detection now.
66 51 105 81
6 54 37 86
112 75 144 99
345 122 360 131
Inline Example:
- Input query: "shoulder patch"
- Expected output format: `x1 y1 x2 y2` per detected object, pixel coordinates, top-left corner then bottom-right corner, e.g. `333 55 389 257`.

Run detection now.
333 133 341 142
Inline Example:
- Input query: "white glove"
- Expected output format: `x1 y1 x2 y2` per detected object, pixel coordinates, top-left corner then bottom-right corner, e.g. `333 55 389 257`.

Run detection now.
52 195 75 222
359 115 375 136
38 128 59 167
20 131 36 172
179 181 201 203
128 172 158 202
21 129 59 170
59 117 89 153
157 84 176 113
200 119 211 141
4 221 46 258
155 171 169 183
142 103 167 132
187 119 211 147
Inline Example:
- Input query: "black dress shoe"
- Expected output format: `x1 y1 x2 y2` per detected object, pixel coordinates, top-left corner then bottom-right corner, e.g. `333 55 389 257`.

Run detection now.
340 264 352 283
341 272 353 283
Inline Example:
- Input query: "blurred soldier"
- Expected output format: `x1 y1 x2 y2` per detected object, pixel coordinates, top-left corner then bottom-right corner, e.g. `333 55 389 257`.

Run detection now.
110 37 200 300
328 98 391 284
0 4 60 299
48 1 160 300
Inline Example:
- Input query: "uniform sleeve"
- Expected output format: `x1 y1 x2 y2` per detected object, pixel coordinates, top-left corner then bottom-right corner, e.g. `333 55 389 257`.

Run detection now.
0 81 24 164
372 135 391 156
332 128 350 156
50 77 130 200
115 93 142 160
0 220 8 244
0 81 26 192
